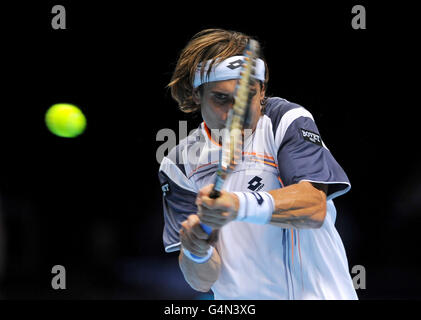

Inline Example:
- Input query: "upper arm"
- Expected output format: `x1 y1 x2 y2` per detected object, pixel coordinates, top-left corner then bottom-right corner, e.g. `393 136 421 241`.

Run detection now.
268 102 351 201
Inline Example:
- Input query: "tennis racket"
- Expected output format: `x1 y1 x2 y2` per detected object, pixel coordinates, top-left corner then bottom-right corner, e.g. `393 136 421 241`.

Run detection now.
199 39 261 236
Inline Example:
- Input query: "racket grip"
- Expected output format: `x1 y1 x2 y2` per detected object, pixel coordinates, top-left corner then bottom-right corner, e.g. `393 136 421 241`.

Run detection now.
200 223 212 235
189 182 219 258
202 189 219 234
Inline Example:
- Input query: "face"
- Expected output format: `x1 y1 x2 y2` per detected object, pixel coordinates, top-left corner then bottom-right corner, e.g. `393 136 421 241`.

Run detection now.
193 79 265 131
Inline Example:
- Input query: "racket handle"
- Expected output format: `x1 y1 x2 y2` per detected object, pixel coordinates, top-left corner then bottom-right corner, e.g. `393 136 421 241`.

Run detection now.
201 187 220 234
199 183 221 236
199 223 213 235
190 182 220 258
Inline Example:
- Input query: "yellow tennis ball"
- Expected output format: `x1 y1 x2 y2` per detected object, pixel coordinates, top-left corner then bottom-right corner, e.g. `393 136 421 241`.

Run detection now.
45 103 87 138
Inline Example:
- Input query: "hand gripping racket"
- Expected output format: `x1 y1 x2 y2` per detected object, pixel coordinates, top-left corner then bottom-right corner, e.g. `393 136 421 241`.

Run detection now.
198 39 261 237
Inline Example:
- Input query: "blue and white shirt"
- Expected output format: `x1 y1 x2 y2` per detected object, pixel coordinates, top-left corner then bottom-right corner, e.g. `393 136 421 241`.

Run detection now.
158 97 357 300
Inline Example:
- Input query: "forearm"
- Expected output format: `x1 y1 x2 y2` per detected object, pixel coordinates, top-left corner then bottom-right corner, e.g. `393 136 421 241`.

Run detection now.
178 247 221 292
268 181 327 229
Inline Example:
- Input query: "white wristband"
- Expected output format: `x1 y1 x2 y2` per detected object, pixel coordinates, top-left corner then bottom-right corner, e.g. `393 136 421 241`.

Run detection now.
182 246 214 264
233 191 274 225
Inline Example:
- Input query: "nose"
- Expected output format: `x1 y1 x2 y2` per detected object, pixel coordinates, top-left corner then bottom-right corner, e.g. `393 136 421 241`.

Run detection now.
221 101 234 121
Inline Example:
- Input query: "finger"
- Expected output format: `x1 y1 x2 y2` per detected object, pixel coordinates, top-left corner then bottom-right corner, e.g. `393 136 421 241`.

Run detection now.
200 206 227 220
185 245 209 258
190 213 200 221
179 228 191 249
182 231 206 253
183 226 210 252
180 226 197 249
197 207 203 219
200 196 216 209
186 215 210 239
180 219 189 231
184 241 209 257
201 195 231 211
198 184 214 197
207 229 220 246
201 210 230 224
196 186 211 206
199 216 225 229
191 222 211 240
181 214 207 243
220 211 232 218
186 214 200 227
200 211 226 224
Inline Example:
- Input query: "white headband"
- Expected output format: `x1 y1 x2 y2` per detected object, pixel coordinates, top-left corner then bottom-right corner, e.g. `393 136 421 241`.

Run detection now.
193 55 265 88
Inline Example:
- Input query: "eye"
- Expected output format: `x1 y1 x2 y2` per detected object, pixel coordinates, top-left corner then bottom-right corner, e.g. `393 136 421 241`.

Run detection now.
214 93 229 102
212 93 233 106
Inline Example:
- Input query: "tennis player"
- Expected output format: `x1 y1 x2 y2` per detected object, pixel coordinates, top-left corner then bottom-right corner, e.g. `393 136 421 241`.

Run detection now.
158 29 357 300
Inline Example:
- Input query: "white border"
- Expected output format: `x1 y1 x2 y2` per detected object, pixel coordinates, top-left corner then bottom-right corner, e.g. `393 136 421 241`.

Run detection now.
299 179 351 201
165 242 181 253
275 107 314 147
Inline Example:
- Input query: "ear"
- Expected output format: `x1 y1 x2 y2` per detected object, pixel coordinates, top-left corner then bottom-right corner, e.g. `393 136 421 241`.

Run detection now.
259 83 266 101
192 88 201 105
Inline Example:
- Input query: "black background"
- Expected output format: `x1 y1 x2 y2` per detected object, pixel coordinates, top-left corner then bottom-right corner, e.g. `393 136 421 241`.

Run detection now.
0 1 419 300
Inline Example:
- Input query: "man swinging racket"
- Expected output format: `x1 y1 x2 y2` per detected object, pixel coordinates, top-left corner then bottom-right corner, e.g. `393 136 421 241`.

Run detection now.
158 28 357 300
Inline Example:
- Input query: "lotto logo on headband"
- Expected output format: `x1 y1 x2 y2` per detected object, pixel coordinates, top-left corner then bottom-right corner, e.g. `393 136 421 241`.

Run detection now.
193 55 266 88
226 59 244 70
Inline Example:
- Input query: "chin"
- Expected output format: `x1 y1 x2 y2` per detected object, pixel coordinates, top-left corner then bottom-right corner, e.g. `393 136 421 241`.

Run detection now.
210 123 226 130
